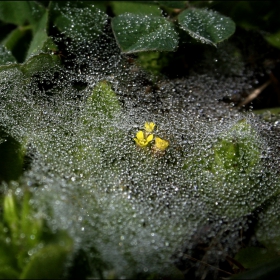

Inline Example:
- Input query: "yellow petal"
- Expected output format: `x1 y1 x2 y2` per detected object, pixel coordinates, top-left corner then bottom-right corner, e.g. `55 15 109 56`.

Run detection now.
144 122 155 133
135 138 148 147
134 131 154 148
146 134 154 143
134 137 141 146
154 137 169 151
136 130 145 140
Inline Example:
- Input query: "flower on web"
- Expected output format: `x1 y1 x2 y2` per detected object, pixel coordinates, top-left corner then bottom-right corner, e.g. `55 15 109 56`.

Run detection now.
134 122 169 155
134 130 153 148
154 137 169 151
144 122 155 134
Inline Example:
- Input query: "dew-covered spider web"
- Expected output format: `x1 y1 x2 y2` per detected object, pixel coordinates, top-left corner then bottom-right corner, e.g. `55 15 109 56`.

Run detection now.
1 24 280 279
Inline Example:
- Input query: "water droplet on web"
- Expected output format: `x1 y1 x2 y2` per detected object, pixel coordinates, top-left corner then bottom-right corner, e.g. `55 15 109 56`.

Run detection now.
0 18 279 279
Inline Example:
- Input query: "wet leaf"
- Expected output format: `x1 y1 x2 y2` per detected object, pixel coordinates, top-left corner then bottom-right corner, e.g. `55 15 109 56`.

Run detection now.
0 266 20 279
26 11 48 58
253 107 280 115
86 81 121 122
26 1 46 28
3 191 20 241
111 1 162 16
20 53 61 78
0 243 14 269
264 30 280 49
0 132 26 183
49 1 107 44
156 1 186 9
20 191 43 250
256 195 280 253
235 247 278 269
0 188 74 277
253 108 280 123
20 241 73 279
232 256 280 279
1 26 33 62
0 1 32 26
72 80 128 189
212 120 260 173
112 13 178 53
0 1 45 27
0 45 16 65
178 8 236 46
183 119 277 218
77 81 122 171
0 224 19 272
136 51 169 76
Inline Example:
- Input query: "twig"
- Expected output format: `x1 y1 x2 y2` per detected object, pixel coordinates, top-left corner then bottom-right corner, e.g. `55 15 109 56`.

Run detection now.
270 72 280 104
226 255 245 271
183 253 233 276
238 80 271 107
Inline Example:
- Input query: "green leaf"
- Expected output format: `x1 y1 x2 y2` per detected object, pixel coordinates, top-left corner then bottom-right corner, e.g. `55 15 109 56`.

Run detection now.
0 1 46 27
112 13 179 53
82 81 122 135
15 191 44 270
26 1 46 28
264 30 280 49
3 192 19 241
2 26 32 50
1 26 33 62
87 81 121 119
232 257 280 279
235 247 278 269
0 22 17 42
0 224 18 271
0 45 16 65
26 11 48 58
40 37 58 53
256 195 280 253
49 1 107 43
212 120 260 173
178 8 236 46
20 53 61 78
111 1 162 16
137 51 168 76
0 1 32 26
253 107 280 115
253 108 280 123
183 119 277 218
20 241 73 279
0 266 20 279
89 1 108 12
156 1 186 9
0 132 26 183
0 55 60 141
76 81 122 177
20 191 43 250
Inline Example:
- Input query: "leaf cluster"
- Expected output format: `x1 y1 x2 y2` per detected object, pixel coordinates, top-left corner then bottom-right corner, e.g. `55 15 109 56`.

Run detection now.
0 187 73 278
0 0 237 64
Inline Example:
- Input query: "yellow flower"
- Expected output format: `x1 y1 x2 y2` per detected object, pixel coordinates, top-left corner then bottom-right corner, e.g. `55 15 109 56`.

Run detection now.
144 122 155 133
134 131 153 147
154 137 169 151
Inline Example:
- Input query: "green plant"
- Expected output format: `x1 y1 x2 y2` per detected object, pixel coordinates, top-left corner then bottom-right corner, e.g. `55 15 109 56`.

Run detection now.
0 186 73 279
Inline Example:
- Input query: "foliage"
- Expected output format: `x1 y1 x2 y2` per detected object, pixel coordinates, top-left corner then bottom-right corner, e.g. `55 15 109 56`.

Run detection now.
183 119 279 218
0 0 237 63
0 187 73 279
